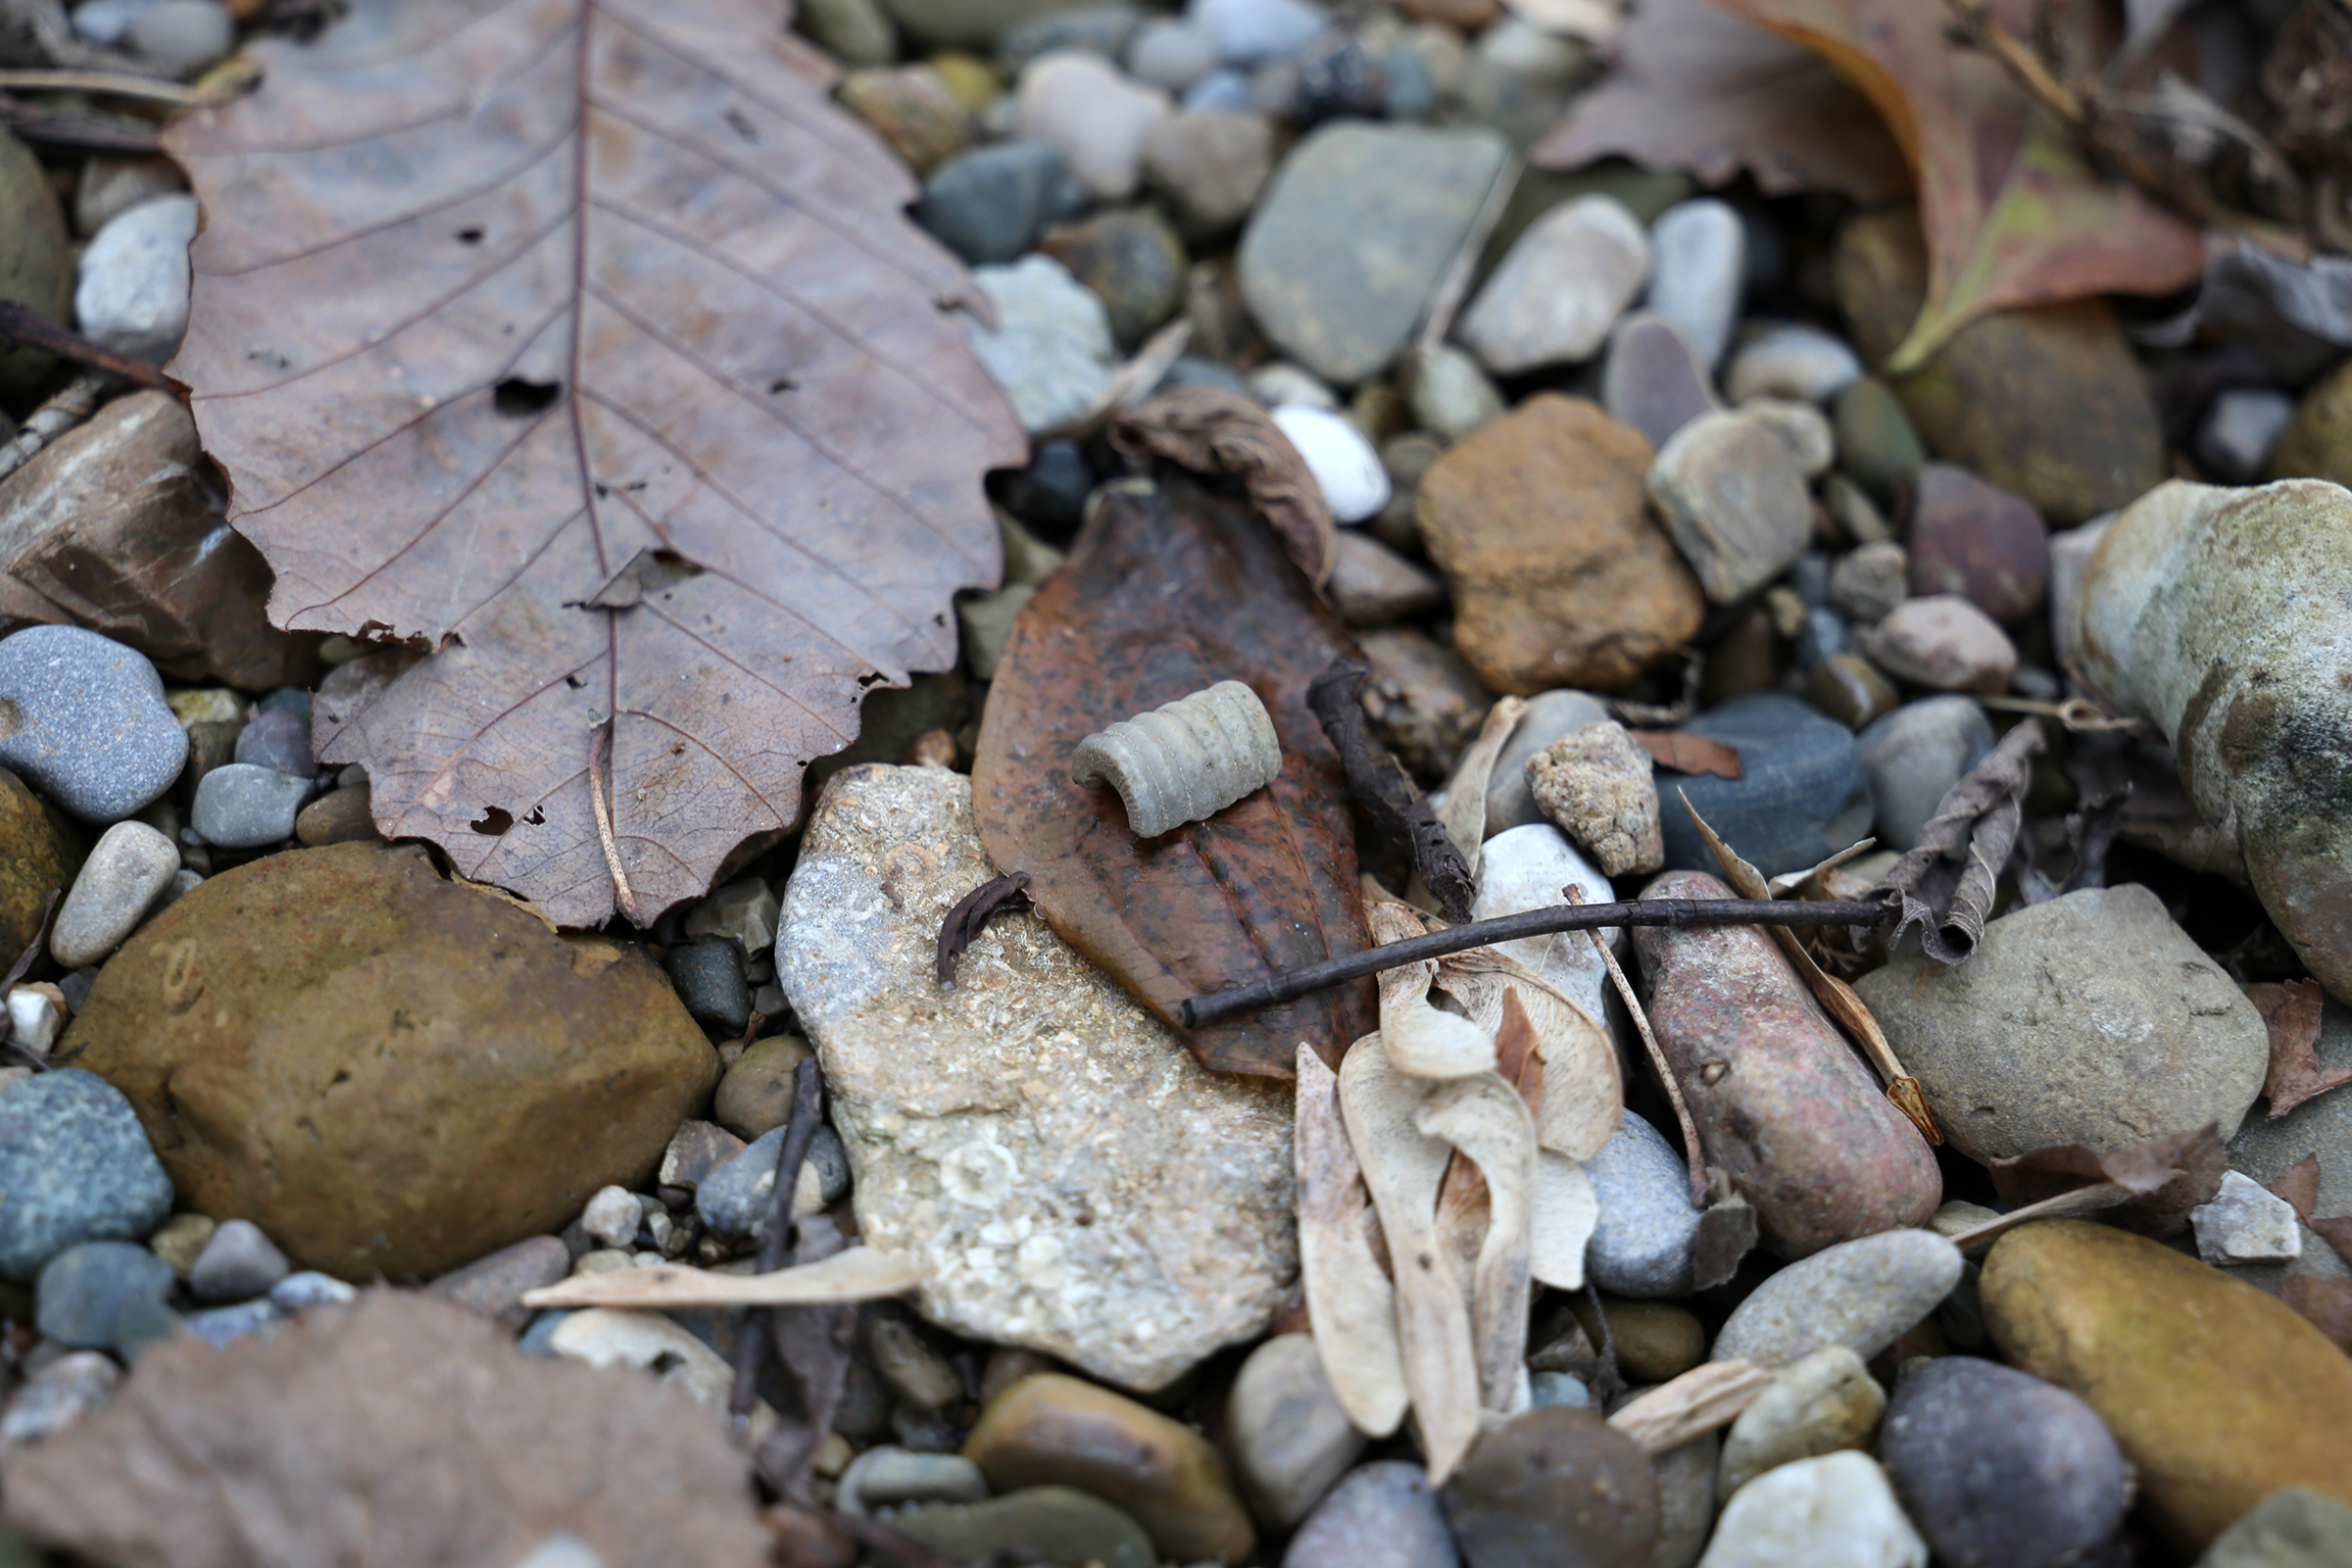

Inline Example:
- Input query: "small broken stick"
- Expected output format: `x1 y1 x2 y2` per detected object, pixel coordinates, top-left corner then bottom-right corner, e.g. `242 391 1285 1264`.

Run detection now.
935 871 1031 987
1308 657 1475 923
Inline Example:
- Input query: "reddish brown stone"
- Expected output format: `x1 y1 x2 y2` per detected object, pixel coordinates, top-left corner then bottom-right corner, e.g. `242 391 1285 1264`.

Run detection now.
1906 464 2049 623
1417 394 1706 694
1632 870 1941 1258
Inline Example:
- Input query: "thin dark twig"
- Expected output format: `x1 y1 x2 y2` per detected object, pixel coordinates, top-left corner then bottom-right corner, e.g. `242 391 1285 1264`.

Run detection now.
1306 656 1474 923
0 301 170 391
729 1056 823 1420
1178 897 1891 1029
935 871 1030 987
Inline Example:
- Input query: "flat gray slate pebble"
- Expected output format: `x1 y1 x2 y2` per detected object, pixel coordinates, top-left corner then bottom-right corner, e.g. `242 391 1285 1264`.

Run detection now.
1238 122 1509 385
1878 1356 2127 1568
836 1446 989 1517
232 705 314 777
1710 1230 1962 1370
50 819 179 969
269 1270 358 1311
0 625 187 823
697 1121 852 1239
36 1239 176 1348
1643 199 1745 368
74 193 197 362
1601 313 1720 452
920 142 1089 265
0 1067 173 1282
183 1298 283 1348
190 761 314 847
1284 1461 1460 1568
189 1217 292 1303
1655 692 1874 879
1585 1110 1701 1298
665 937 752 1034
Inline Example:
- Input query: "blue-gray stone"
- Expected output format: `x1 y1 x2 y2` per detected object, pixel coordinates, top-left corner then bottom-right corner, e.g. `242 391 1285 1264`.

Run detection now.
189 761 312 847
1529 1371 1592 1409
1791 606 1844 672
1656 692 1873 878
1284 1461 1458 1568
919 142 1089 265
1585 1110 1700 1298
665 937 750 1033
1153 354 1252 399
518 1308 572 1355
231 706 313 778
270 1269 357 1311
1856 696 1992 854
255 685 312 720
183 1297 282 1348
36 1239 174 1348
0 625 186 822
698 1122 853 1240
112 1298 181 1361
0 1067 173 1281
1180 68 1252 111
998 2 1143 66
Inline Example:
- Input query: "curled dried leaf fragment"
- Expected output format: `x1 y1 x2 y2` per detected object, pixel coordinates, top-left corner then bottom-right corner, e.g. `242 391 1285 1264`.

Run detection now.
1432 953 1622 1159
1435 696 1527 872
1530 1150 1598 1292
1372 898 1498 1079
1416 1072 1538 1413
1341 1032 1481 1482
1296 1042 1409 1438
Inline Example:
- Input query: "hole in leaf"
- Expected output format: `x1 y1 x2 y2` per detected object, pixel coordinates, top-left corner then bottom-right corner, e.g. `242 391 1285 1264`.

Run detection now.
723 107 757 142
564 674 585 689
494 378 562 416
456 225 485 244
469 807 514 835
858 670 889 689
767 376 797 394
522 806 546 825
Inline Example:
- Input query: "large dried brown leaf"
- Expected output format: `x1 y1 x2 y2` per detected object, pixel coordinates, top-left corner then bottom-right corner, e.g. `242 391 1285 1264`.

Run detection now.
163 0 1024 927
0 1290 771 1566
2280 1276 2352 1355
1987 1123 2227 1239
2248 978 2352 1118
1715 0 2205 367
970 473 1372 1078
1532 0 1910 201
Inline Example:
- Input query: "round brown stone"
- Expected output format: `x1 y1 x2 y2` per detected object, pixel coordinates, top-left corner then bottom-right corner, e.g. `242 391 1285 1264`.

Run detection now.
60 843 717 1281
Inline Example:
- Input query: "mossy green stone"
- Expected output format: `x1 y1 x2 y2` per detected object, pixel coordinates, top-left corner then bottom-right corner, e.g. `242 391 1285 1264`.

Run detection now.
891 1487 1154 1568
2274 359 2352 489
0 766 82 958
1982 1220 2352 1555
0 128 72 401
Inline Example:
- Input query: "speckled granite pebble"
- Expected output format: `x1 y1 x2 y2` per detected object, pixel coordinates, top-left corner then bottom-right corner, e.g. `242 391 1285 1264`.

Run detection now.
0 1067 172 1281
0 626 185 822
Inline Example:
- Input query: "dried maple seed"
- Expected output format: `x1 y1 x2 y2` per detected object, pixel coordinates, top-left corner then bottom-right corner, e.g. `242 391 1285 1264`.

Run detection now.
1070 680 1283 839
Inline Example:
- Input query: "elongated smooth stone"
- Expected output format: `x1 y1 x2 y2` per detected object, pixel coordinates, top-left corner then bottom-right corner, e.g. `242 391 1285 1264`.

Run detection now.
1633 870 1940 1258
2074 478 2352 1004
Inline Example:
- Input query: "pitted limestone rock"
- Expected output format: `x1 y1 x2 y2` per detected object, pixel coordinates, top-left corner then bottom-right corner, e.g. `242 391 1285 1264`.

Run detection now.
778 763 1295 1392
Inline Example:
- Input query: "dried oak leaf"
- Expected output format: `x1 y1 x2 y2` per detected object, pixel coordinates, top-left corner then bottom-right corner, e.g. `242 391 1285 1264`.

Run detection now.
2248 978 2352 1118
1111 387 1336 588
1714 0 2204 368
2312 1214 2352 1271
1532 0 1910 202
2280 1276 2352 1355
0 1290 771 1567
1987 1122 2227 1239
162 0 1024 927
970 471 1373 1078
1631 728 1741 779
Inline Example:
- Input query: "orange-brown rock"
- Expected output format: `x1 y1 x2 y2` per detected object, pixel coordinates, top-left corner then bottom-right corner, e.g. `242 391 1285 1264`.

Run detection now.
61 844 717 1281
1415 394 1705 694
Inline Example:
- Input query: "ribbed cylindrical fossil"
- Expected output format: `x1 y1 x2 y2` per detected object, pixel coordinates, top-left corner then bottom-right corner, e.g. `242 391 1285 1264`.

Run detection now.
2074 477 2352 1001
1071 680 1282 839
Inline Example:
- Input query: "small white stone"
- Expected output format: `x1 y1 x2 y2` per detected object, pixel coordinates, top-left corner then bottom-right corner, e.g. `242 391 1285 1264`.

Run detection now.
1739 396 1836 478
6 985 64 1057
964 255 1117 433
1015 51 1170 202
2193 387 2296 483
1457 194 1649 374
51 819 179 969
1270 404 1391 524
578 1185 643 1251
2190 1169 2303 1265
125 0 233 76
548 1307 751 1420
1645 199 1746 369
1128 17 1219 90
1724 322 1863 405
1249 361 1339 411
1471 824 1613 1023
74 194 198 363
1193 0 1328 65
1696 1450 1927 1568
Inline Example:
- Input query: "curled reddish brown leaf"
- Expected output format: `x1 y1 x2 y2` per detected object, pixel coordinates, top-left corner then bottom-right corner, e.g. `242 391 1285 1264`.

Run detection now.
1632 729 1742 779
2248 979 2352 1118
164 0 1024 926
970 475 1371 1077
1111 388 1336 587
2311 1214 2352 1271
1987 1123 2226 1239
